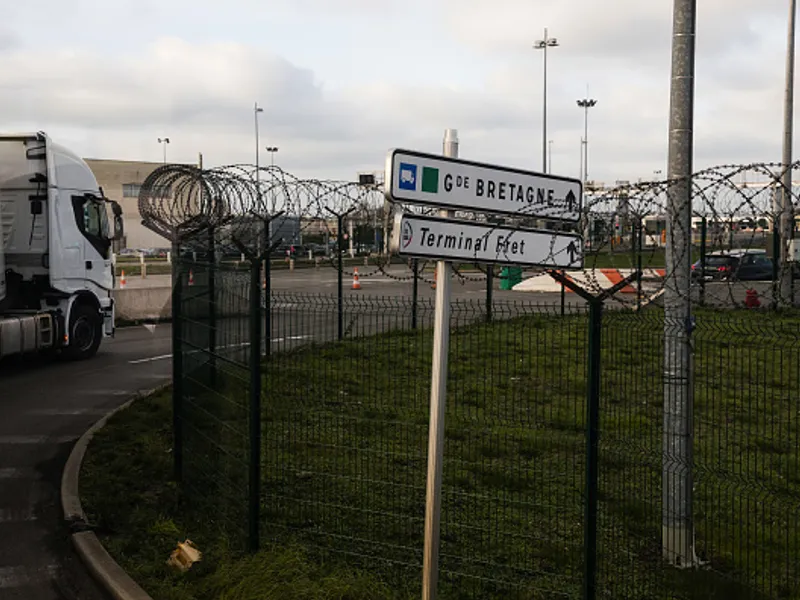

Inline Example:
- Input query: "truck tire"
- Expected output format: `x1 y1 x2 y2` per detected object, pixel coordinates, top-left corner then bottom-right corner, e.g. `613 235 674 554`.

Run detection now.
63 303 102 360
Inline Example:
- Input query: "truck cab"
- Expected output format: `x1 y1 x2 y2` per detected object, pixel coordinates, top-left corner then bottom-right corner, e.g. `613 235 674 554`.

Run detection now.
0 131 123 360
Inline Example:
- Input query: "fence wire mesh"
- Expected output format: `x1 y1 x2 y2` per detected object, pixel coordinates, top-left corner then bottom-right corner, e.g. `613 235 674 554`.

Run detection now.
142 160 800 599
171 265 800 599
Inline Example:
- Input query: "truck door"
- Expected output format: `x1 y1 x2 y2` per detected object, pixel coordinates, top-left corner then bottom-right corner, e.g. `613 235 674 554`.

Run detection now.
71 194 112 289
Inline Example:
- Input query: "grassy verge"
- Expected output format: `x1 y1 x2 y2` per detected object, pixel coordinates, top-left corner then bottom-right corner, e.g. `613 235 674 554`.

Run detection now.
82 308 800 599
81 389 399 600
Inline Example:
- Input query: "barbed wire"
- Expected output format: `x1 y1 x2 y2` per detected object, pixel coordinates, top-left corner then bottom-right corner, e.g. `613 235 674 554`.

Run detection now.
138 162 800 308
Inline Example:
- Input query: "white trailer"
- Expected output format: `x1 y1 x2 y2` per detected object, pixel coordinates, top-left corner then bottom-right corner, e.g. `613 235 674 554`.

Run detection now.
0 132 123 361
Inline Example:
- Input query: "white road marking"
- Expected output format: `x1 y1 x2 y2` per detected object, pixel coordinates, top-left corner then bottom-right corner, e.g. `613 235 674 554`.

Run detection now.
128 353 172 365
26 408 111 416
0 565 59 589
0 435 75 445
272 335 312 343
0 468 35 479
0 508 37 523
129 336 312 364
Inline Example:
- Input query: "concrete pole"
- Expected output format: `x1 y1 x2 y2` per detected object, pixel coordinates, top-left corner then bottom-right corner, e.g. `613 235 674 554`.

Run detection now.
662 0 698 567
780 0 797 306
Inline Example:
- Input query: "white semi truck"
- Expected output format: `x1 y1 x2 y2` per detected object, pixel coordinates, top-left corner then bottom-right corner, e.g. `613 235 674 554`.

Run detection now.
0 132 123 361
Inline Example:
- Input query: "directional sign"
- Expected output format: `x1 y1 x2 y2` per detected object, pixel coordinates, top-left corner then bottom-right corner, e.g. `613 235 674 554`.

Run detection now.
391 213 583 269
385 149 583 222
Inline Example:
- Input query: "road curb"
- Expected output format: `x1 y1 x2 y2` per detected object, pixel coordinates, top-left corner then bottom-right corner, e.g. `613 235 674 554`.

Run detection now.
61 383 171 600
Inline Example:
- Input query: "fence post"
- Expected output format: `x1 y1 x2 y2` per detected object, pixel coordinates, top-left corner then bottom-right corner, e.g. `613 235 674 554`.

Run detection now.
412 258 419 330
208 226 217 387
263 221 271 357
583 299 602 600
171 242 183 482
248 258 262 552
560 270 566 316
337 214 344 341
636 222 644 310
546 268 638 600
699 217 706 306
772 227 781 310
486 265 493 323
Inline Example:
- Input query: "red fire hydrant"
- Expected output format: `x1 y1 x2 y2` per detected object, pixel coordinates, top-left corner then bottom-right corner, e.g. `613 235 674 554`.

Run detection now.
745 288 760 308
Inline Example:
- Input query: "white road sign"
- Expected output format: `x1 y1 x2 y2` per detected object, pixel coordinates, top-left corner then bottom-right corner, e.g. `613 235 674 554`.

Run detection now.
385 149 583 222
391 213 583 268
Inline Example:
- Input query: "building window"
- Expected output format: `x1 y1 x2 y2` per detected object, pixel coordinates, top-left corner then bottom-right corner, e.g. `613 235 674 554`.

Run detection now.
122 183 142 198
121 183 172 198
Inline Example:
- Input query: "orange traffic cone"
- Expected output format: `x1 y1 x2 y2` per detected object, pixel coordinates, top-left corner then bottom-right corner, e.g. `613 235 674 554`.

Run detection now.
119 270 127 289
188 269 195 286
352 267 361 290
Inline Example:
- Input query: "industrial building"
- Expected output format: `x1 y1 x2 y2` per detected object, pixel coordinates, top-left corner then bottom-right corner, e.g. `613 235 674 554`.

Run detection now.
84 158 195 251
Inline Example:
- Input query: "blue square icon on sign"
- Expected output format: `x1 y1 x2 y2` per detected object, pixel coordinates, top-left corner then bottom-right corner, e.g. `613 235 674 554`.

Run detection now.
398 163 417 191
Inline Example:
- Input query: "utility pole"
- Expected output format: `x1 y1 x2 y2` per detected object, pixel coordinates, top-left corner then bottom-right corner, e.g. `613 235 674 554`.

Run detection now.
662 0 698 568
779 0 797 306
534 29 559 173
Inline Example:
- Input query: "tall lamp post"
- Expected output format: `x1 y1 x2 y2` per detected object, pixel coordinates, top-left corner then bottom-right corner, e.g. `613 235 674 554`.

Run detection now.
158 137 170 164
254 103 264 192
577 97 597 186
534 28 559 173
265 146 279 167
778 0 797 306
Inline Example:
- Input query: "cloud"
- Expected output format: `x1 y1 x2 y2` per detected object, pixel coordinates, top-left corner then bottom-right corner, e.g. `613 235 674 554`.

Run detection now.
0 30 19 52
0 0 794 188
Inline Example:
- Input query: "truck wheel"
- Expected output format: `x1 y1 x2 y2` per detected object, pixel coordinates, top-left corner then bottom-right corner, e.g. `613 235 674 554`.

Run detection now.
63 303 102 360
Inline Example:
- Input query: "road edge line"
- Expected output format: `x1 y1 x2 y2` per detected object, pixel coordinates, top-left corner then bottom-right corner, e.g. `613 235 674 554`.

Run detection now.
61 382 171 600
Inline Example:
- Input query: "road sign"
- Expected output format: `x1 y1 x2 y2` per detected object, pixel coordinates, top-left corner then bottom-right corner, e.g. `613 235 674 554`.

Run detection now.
385 148 583 222
391 213 583 269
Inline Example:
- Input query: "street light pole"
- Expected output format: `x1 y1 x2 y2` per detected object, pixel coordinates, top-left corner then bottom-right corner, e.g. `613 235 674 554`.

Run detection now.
663 0 698 568
534 28 559 173
265 146 279 167
548 140 554 174
577 98 597 186
779 0 797 306
158 137 170 164
254 103 264 194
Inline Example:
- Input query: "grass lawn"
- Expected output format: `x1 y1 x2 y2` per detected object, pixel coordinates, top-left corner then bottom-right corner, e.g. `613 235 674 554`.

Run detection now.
82 306 800 600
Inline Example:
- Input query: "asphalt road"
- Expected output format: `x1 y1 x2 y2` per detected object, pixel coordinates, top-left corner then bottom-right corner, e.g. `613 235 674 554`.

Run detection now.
0 326 171 600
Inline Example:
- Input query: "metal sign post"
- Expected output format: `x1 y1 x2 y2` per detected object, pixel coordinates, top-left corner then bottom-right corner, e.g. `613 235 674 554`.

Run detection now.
421 129 458 600
385 132 585 600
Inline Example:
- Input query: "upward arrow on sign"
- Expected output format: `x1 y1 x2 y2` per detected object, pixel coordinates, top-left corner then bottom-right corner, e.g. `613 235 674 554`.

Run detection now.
565 190 577 214
566 241 580 264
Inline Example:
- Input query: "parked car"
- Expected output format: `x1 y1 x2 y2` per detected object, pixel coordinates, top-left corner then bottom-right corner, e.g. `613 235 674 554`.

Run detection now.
691 250 773 282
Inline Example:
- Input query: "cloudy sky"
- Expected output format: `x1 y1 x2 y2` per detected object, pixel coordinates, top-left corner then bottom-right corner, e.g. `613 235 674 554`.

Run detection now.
0 0 794 184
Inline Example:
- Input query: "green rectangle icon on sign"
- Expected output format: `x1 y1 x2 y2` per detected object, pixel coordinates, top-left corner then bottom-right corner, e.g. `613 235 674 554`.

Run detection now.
421 166 439 193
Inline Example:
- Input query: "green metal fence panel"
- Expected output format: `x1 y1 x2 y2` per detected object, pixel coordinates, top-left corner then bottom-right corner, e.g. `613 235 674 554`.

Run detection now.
171 262 800 598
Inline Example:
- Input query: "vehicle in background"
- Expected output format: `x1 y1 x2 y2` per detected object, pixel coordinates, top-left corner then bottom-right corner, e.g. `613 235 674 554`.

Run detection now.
692 249 773 282
0 132 123 361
